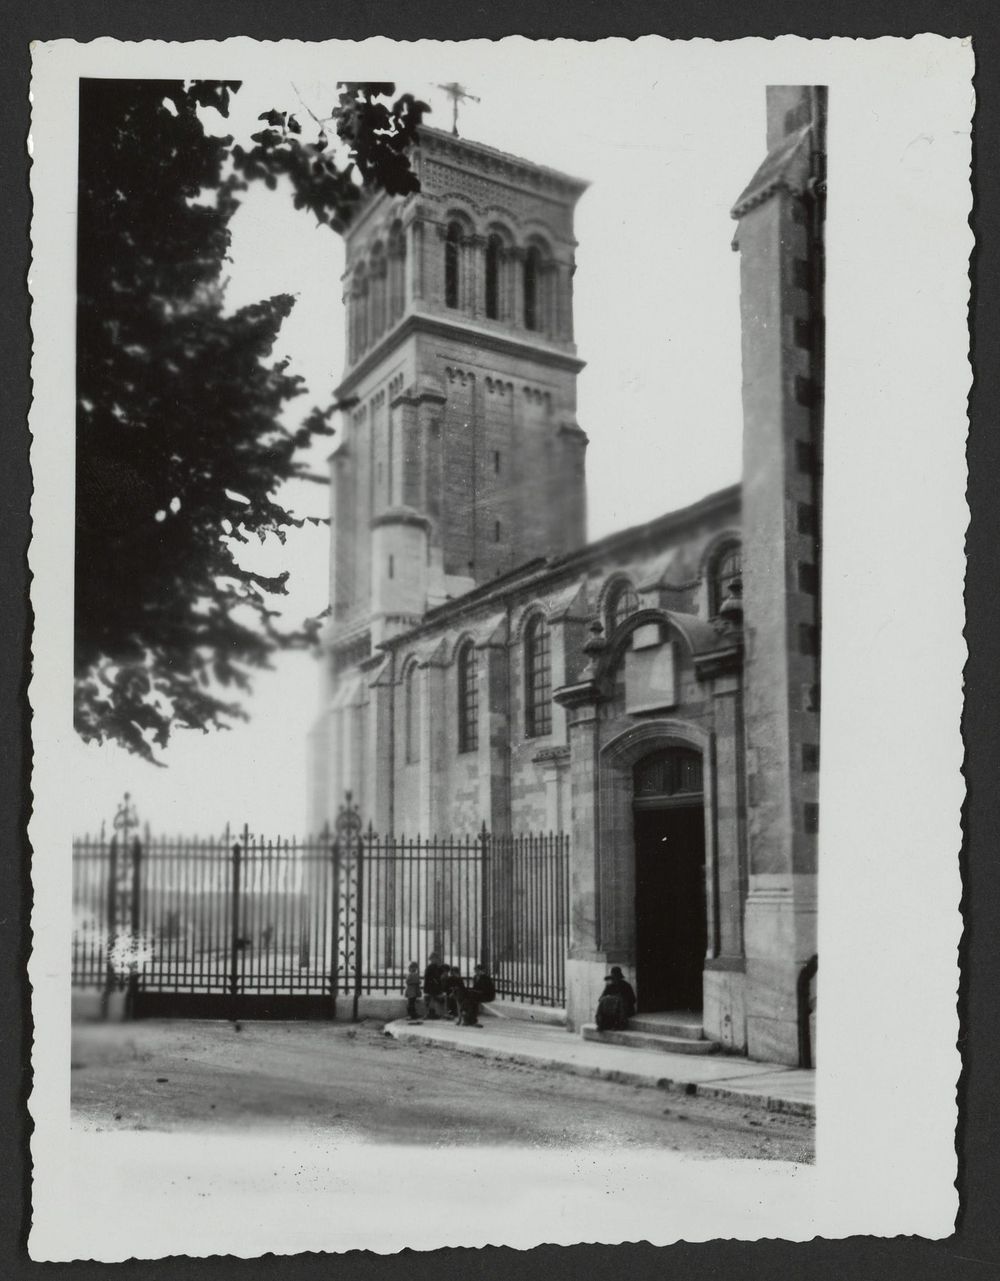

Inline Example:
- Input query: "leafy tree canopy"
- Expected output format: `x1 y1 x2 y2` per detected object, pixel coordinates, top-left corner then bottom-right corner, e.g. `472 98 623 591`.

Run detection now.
75 78 426 761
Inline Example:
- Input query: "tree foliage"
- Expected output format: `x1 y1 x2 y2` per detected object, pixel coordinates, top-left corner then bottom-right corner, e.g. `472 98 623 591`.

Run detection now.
75 78 426 761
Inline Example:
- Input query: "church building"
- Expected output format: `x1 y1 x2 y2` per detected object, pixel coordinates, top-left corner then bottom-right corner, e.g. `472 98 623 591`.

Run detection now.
309 87 825 1067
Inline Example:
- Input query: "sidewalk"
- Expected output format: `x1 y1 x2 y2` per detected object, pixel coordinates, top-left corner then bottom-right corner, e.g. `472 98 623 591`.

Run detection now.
386 1013 815 1119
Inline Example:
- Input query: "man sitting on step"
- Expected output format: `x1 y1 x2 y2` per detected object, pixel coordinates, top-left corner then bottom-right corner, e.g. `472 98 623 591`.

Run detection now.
595 966 637 1031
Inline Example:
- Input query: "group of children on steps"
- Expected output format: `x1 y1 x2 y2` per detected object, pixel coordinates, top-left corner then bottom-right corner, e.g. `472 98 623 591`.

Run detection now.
404 953 496 1027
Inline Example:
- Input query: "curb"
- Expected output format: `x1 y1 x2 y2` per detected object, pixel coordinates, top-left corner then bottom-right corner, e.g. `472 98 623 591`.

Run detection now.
385 1022 815 1120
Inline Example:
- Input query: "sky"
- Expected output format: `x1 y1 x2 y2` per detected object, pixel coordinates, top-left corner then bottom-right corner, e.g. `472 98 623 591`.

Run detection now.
70 53 764 836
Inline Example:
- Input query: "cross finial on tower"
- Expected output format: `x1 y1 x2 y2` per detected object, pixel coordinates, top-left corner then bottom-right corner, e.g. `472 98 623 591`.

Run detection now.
436 82 481 136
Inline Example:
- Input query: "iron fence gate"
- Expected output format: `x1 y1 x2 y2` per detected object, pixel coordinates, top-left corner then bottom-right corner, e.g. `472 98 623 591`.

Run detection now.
72 795 570 1018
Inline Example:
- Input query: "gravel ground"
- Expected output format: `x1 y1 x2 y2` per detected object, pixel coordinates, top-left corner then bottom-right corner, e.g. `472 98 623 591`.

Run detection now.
71 1019 814 1162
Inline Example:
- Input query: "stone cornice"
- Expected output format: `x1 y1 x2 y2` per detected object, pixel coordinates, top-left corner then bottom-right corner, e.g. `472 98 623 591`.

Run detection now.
336 311 584 397
391 386 448 410
731 123 814 219
370 506 431 532
552 678 607 711
328 622 372 653
692 638 744 681
417 125 589 201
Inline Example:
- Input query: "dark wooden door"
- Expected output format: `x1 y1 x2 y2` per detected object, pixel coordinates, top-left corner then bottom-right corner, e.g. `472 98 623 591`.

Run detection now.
633 804 707 1012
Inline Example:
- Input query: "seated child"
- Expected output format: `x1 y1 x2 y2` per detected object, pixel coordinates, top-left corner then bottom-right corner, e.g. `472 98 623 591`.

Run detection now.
443 965 464 1020
404 961 422 1021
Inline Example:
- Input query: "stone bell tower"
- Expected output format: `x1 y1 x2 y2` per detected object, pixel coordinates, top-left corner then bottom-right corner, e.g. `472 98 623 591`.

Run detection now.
311 125 589 827
327 126 589 648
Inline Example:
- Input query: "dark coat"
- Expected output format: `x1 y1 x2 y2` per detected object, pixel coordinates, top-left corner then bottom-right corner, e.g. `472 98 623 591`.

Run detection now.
472 971 495 1002
603 977 637 1019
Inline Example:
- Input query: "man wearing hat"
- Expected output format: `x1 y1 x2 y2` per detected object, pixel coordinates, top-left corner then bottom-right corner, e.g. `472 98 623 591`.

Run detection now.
595 965 637 1031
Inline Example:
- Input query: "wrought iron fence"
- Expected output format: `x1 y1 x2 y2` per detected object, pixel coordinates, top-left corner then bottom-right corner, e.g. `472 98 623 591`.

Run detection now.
355 827 570 1009
72 795 570 1017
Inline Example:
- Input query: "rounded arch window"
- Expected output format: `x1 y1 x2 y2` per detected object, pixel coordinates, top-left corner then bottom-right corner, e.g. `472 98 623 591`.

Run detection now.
444 221 462 309
524 612 552 738
709 541 742 616
523 245 542 330
370 243 387 339
457 640 479 754
605 578 640 635
388 221 406 322
351 265 369 359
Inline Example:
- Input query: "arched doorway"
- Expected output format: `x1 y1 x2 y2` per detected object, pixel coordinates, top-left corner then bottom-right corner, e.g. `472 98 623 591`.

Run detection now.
632 747 707 1012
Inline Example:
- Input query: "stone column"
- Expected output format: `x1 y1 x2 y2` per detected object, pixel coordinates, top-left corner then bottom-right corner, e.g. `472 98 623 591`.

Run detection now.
543 262 558 338
460 236 474 313
557 259 574 340
468 235 486 318
510 247 525 329
501 248 516 323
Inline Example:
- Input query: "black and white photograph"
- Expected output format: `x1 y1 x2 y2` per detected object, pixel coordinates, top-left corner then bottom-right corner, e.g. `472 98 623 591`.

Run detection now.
27 36 969 1259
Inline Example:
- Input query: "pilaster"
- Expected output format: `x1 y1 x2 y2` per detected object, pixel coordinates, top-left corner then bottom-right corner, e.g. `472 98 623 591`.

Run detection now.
366 655 396 835
510 246 526 330
730 85 824 1065
419 639 449 835
476 617 511 832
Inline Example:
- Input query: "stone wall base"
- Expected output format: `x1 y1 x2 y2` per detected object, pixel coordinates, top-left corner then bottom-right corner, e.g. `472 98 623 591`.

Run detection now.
703 967 747 1051
742 877 817 1066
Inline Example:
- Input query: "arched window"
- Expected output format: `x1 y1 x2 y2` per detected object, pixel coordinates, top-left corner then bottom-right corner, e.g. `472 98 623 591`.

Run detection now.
523 245 541 330
485 234 502 320
524 613 551 738
355 266 369 356
404 662 421 764
710 542 742 616
445 221 462 309
457 641 479 754
388 221 406 323
370 244 387 340
605 578 640 635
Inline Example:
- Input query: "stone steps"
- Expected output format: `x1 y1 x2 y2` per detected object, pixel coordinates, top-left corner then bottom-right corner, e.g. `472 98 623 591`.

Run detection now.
580 1023 721 1056
627 1014 706 1040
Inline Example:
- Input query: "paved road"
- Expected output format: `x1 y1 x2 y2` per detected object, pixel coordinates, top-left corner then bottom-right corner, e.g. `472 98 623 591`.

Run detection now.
71 1020 814 1161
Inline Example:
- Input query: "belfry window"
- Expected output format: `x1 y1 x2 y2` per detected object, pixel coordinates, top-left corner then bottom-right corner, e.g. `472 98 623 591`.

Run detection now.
457 642 479 754
523 246 541 330
524 613 552 738
485 234 502 319
445 222 462 309
405 662 421 764
606 579 640 635
710 542 742 616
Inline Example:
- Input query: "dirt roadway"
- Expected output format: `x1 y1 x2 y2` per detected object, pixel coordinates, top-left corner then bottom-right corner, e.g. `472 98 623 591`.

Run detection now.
70 1020 814 1162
